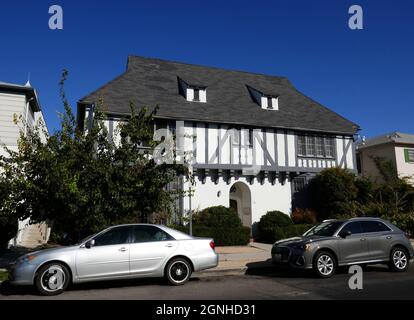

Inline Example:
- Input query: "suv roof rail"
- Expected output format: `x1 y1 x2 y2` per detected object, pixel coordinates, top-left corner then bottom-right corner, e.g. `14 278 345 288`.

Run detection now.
348 216 382 220
322 219 337 222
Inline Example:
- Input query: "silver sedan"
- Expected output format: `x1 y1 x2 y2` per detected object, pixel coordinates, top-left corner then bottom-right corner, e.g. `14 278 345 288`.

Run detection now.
8 224 219 295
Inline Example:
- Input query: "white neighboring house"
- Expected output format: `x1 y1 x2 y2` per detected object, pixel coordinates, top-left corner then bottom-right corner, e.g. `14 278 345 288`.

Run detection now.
77 56 359 232
357 132 414 185
0 81 50 248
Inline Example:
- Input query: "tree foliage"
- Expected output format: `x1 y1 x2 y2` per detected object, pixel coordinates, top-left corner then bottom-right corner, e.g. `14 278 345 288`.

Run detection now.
0 71 186 245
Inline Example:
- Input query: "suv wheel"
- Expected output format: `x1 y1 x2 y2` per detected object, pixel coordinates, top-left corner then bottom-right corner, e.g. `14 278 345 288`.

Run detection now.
166 258 192 286
35 262 71 296
313 251 337 278
389 247 409 272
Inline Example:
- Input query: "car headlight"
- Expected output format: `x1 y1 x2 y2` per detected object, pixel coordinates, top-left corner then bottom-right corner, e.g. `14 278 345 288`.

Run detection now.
295 243 311 251
18 255 37 264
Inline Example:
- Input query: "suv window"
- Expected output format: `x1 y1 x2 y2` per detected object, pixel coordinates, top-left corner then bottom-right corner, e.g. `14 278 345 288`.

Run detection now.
94 227 131 246
340 221 363 235
132 226 174 243
361 221 391 233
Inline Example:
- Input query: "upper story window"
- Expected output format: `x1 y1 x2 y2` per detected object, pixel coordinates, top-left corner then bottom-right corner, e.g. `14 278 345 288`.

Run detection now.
178 77 207 103
262 96 278 110
193 88 200 101
246 85 279 111
187 87 206 102
404 149 414 163
298 135 335 158
267 97 273 109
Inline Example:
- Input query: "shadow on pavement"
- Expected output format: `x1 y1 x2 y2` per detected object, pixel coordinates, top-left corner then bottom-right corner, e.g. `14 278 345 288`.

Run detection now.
245 259 391 278
0 281 38 296
0 276 202 296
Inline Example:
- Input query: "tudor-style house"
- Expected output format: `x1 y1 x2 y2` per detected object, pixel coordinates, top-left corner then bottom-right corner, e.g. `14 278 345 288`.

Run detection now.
77 56 359 227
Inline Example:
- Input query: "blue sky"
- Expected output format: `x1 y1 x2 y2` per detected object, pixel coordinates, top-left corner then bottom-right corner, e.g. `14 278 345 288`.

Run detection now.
1 0 413 138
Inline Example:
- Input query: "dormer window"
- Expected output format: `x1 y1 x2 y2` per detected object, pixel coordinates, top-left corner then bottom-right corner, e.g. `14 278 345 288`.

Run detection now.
194 88 200 101
246 85 279 111
267 97 273 109
261 95 278 110
178 78 207 103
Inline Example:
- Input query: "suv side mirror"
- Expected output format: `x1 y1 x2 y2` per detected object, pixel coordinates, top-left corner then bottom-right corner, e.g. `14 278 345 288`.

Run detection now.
85 239 95 249
339 230 352 239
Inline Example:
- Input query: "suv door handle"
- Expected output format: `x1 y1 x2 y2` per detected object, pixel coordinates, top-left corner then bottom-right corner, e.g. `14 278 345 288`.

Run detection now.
360 238 366 241
165 243 174 248
119 247 128 252
386 236 392 240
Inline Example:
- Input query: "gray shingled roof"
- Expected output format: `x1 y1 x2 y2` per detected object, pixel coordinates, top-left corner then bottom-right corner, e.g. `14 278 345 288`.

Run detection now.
359 132 414 149
80 56 359 135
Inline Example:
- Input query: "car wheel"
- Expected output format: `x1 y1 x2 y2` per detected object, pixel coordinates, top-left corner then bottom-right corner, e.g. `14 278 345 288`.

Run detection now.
313 251 337 278
35 262 71 296
166 258 192 286
389 247 409 272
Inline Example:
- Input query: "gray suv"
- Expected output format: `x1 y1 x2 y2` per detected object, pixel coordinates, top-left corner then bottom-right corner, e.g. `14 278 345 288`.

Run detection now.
271 217 414 278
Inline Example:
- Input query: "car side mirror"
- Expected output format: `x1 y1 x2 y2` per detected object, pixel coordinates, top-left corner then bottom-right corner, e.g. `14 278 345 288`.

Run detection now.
85 239 95 249
339 230 352 239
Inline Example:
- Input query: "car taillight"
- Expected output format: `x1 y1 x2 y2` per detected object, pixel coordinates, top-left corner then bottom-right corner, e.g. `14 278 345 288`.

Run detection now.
210 240 215 250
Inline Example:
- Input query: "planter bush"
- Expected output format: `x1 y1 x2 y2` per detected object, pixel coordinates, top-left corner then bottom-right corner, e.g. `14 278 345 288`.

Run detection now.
257 211 293 243
173 206 251 246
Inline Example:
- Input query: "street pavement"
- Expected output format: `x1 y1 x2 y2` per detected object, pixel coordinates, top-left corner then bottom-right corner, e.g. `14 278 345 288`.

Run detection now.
1 263 414 300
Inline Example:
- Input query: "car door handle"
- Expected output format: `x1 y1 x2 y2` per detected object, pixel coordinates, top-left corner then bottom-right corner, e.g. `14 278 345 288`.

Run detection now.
386 236 392 240
119 247 128 252
360 238 366 241
165 243 174 248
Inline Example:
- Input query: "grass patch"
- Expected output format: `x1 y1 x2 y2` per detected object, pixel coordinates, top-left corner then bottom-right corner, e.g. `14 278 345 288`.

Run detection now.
0 270 9 282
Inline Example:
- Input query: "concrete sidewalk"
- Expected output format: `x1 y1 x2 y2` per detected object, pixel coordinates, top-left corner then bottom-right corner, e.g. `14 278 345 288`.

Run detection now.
195 242 272 277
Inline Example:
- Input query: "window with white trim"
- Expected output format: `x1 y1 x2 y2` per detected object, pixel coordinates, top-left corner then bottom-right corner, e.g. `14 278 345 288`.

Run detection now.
297 135 335 158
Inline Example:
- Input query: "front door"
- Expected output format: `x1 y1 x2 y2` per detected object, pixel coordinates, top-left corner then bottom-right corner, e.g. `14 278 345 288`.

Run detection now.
230 200 238 214
337 221 370 264
76 226 131 280
129 225 178 276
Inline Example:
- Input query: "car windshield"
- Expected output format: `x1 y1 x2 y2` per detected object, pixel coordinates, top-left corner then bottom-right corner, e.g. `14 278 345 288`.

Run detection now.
303 221 344 237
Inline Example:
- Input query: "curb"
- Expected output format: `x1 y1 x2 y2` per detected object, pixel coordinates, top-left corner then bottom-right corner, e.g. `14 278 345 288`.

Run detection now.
194 261 273 278
194 267 247 278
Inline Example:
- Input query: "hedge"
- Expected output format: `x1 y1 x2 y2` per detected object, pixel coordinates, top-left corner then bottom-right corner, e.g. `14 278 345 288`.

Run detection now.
258 211 292 243
169 206 251 246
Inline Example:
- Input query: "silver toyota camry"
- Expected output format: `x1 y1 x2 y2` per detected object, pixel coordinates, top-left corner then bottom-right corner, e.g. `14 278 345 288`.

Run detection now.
8 224 219 295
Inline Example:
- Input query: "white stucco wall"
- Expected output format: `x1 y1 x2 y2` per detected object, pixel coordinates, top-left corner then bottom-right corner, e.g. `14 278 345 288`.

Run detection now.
182 176 292 225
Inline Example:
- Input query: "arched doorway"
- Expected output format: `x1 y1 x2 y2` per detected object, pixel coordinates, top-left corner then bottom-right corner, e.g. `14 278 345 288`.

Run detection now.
229 182 252 227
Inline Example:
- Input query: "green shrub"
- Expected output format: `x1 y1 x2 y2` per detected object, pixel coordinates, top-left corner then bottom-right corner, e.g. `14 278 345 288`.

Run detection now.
260 224 313 243
192 225 251 246
189 206 251 246
308 168 358 221
384 213 414 236
258 211 292 243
